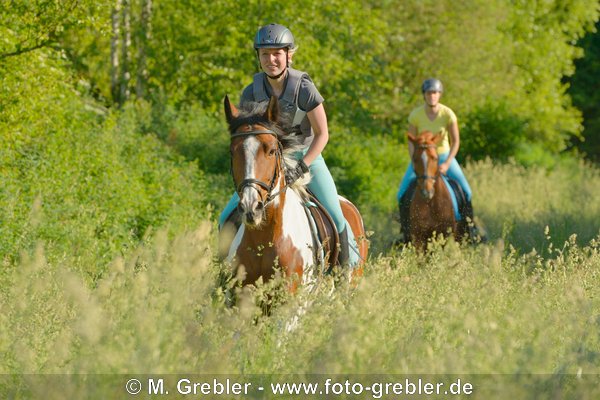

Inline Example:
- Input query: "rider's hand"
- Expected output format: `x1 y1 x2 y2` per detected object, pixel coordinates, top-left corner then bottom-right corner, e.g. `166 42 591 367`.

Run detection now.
285 160 309 185
439 161 450 175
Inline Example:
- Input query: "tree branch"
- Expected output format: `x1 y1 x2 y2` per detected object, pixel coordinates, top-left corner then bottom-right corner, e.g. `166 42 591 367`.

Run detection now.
0 38 55 60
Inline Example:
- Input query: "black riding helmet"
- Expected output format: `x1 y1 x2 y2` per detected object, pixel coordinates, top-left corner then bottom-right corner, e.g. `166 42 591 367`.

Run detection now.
422 78 444 93
254 23 295 50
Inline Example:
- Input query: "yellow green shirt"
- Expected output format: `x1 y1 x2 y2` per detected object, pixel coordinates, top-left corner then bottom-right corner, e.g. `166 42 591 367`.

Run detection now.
408 103 457 154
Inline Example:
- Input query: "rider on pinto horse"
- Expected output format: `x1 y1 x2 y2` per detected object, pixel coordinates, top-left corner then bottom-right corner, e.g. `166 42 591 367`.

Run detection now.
396 78 486 244
218 23 360 266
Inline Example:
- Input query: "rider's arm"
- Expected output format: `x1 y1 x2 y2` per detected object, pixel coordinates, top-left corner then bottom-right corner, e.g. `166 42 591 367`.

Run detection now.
447 120 460 162
303 103 329 166
440 120 460 174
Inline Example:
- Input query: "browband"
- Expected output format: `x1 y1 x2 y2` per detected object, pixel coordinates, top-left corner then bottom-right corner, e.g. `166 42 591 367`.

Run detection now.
230 129 277 139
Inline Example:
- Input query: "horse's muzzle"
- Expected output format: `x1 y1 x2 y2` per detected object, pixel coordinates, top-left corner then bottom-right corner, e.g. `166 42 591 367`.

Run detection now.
238 201 265 227
421 189 435 200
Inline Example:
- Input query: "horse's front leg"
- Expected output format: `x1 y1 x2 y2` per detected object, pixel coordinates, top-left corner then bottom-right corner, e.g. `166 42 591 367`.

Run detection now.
410 228 428 252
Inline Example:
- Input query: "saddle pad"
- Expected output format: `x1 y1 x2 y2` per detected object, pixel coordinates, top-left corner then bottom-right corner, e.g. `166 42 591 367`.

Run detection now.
442 176 462 221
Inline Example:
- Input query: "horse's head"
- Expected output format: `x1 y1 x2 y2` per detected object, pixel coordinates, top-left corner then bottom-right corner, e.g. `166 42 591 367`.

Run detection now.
224 95 285 228
408 131 443 200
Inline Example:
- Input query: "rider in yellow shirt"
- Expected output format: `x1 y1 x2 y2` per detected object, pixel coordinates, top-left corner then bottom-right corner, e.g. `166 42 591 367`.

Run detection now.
396 78 484 243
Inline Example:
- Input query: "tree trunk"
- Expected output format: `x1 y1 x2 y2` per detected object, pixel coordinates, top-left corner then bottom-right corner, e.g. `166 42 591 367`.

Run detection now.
136 0 152 100
110 0 122 105
119 0 132 105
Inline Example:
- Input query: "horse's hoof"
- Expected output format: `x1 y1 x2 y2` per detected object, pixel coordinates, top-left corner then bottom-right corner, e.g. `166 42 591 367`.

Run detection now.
469 226 488 244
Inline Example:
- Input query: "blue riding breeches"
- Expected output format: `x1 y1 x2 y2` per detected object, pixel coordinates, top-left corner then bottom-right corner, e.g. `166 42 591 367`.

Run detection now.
396 152 472 202
218 151 359 267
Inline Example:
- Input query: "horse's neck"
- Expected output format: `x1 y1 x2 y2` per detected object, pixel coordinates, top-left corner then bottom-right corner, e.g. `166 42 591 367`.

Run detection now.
280 187 308 225
432 176 450 202
415 176 448 202
242 186 308 244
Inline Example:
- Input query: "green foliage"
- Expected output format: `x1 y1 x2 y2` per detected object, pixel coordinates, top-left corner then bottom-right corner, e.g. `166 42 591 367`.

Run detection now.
461 100 529 163
0 0 111 58
0 50 208 279
496 0 594 153
146 101 234 209
324 124 407 242
568 20 600 161
47 0 600 163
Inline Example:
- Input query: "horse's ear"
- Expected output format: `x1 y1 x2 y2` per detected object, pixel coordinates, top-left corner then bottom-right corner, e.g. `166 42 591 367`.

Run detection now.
224 95 238 125
406 132 417 143
265 96 279 122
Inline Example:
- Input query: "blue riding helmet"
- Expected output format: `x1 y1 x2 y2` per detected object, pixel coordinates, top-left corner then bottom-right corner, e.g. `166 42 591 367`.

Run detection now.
422 78 444 93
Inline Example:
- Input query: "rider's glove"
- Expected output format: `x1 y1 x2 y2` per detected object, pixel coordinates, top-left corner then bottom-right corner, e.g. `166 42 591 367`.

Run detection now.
285 159 309 185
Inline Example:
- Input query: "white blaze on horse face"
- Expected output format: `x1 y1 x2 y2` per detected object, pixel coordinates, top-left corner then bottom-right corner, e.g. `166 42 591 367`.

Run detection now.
419 149 435 199
421 150 428 171
239 136 264 223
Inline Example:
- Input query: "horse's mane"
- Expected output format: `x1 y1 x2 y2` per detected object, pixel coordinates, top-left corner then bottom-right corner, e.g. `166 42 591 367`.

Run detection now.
229 101 311 195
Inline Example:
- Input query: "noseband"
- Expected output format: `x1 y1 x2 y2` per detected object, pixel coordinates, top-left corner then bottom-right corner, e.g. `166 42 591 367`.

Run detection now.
230 129 285 205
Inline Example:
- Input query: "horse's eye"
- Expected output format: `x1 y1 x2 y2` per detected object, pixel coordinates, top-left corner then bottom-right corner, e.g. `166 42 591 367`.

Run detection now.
268 148 276 156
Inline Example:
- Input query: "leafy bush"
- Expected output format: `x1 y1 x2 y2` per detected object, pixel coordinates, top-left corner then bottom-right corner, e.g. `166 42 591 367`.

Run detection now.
0 51 208 281
461 100 528 163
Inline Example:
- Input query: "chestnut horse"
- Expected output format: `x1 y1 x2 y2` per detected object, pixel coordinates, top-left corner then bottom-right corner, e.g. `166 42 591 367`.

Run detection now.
223 95 368 292
407 131 466 250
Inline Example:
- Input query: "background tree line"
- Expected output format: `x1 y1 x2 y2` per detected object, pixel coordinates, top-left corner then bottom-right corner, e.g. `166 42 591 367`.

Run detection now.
1 0 599 274
5 1 597 154
3 1 599 158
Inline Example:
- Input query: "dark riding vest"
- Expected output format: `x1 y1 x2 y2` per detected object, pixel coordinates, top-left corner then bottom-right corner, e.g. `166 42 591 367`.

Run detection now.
252 68 314 147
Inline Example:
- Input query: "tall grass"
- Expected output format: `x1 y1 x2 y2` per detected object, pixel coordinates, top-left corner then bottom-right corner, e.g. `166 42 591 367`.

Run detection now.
470 158 600 251
1 161 600 399
1 227 599 398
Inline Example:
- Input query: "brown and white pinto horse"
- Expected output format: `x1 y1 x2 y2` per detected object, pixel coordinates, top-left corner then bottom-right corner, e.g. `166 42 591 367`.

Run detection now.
407 131 466 250
223 95 367 292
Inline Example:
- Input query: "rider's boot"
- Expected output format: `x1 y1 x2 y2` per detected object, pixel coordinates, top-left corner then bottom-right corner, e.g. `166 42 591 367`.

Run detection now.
464 199 487 243
338 228 350 266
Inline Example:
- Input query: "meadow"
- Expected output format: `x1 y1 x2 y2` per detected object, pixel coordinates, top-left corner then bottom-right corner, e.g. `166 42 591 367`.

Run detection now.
3 2 600 398
1 159 599 399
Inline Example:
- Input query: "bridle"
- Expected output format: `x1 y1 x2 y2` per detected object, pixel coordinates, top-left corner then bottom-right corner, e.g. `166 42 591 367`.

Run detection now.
230 128 287 206
414 143 439 183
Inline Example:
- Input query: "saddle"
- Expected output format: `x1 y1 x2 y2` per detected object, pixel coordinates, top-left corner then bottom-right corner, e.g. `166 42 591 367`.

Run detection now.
220 192 341 270
303 191 340 271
